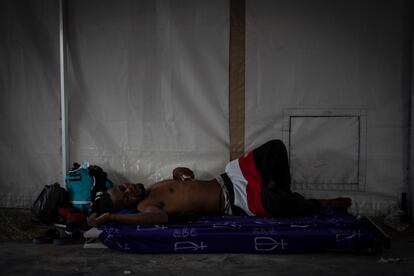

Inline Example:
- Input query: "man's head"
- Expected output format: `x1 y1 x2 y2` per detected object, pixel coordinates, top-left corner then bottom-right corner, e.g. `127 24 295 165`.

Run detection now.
91 183 146 215
108 183 146 210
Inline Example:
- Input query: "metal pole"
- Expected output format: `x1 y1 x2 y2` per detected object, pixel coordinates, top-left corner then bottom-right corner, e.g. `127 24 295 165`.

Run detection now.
410 0 414 219
406 0 414 219
59 0 69 186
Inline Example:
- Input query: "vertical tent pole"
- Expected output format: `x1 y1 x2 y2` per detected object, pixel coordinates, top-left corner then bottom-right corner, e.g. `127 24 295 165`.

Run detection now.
59 0 69 185
409 0 414 218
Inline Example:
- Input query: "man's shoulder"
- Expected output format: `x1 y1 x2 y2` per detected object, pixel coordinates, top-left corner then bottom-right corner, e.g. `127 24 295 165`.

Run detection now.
138 184 169 206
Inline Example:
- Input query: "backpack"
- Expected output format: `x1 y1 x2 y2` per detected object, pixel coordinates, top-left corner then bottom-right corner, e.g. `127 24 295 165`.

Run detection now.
65 162 113 215
31 183 70 223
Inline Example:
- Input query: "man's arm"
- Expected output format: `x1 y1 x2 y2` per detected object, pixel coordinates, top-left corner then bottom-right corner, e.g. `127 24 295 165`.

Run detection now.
172 167 194 181
88 205 168 226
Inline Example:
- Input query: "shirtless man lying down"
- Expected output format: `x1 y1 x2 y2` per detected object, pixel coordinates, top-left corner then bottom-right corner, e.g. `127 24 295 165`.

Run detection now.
87 140 351 226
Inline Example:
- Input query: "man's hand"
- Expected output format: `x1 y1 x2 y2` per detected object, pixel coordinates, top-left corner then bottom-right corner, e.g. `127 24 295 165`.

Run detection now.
173 167 195 181
87 212 112 227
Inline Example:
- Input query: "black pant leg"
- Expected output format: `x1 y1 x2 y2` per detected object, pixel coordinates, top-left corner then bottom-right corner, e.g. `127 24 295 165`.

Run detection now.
252 139 291 191
252 140 320 217
261 186 320 217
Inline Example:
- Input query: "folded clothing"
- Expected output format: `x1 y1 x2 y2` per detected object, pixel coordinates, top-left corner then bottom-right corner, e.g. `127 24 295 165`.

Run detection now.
32 229 61 244
32 227 83 245
57 207 87 233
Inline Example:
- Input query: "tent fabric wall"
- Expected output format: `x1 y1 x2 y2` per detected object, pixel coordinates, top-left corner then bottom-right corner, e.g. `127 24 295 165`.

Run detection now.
246 0 411 215
66 0 229 186
0 0 411 217
0 0 61 207
0 0 229 208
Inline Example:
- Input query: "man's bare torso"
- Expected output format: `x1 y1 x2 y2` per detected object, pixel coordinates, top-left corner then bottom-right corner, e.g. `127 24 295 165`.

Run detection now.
137 179 223 217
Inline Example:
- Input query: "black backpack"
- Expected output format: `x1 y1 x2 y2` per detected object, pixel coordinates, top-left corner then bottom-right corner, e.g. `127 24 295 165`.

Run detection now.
31 183 70 223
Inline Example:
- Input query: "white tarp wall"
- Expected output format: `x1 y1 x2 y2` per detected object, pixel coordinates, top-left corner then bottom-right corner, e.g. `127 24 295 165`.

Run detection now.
0 0 61 207
0 0 229 207
66 0 229 185
0 0 411 217
246 0 411 215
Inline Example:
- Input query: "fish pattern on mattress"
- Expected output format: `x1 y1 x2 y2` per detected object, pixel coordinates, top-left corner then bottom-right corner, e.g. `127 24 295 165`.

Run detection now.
98 209 378 253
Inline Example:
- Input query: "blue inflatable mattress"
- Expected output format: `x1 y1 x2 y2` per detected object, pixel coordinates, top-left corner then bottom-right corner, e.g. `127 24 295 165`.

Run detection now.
98 209 387 254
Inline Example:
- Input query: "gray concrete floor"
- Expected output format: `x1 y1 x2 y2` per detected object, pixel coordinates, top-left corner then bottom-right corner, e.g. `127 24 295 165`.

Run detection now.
1 209 413 276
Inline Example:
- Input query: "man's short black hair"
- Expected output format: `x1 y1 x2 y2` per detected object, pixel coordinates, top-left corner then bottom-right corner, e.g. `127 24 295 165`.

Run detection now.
91 191 113 215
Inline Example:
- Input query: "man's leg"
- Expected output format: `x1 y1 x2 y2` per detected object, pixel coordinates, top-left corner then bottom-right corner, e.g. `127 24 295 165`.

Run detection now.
252 139 291 191
260 186 321 217
252 140 320 217
251 140 351 217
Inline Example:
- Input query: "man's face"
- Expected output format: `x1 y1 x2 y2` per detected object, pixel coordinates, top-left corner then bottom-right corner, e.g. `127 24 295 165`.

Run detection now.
108 183 145 210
